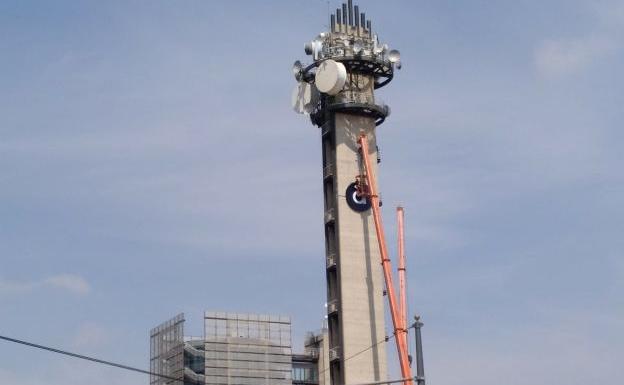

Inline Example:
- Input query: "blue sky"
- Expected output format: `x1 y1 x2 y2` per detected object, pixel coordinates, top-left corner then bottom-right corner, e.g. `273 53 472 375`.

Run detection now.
1 1 623 384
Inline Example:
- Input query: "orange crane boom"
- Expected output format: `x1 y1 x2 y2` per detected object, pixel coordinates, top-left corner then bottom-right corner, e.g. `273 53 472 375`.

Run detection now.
358 134 413 385
397 206 408 350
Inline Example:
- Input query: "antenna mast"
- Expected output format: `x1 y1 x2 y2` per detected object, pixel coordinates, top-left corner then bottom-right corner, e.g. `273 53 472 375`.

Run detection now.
291 3 406 384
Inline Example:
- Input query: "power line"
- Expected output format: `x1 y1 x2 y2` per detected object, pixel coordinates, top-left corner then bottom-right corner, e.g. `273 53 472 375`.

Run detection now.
344 331 395 365
318 330 397 377
318 320 422 379
2 329 417 385
0 334 180 383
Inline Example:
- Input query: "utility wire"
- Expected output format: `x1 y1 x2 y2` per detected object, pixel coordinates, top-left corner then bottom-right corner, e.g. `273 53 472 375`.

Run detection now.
318 320 421 379
318 330 397 377
344 330 396 366
0 334 181 383
2 327 417 385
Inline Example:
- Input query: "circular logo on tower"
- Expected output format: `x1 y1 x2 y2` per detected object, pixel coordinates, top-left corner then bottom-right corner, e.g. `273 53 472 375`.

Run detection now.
345 182 371 212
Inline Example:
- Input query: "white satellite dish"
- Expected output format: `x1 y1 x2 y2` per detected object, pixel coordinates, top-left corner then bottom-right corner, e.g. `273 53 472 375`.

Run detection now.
292 60 303 80
293 60 303 74
291 82 319 114
304 42 313 55
388 49 401 63
311 39 324 60
315 59 347 96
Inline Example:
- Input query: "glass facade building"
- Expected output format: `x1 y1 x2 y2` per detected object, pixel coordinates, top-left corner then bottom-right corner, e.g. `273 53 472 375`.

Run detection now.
150 313 185 385
203 312 292 385
150 312 320 385
292 354 319 385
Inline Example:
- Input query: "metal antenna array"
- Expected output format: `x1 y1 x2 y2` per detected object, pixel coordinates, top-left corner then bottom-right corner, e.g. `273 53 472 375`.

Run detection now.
291 2 401 126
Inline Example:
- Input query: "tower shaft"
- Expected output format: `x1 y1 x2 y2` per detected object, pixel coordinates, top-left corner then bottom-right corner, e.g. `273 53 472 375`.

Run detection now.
292 5 402 383
323 111 387 385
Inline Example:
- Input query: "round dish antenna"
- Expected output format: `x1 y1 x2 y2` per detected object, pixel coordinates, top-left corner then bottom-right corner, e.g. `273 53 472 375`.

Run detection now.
388 49 401 63
304 42 313 55
292 60 304 81
306 39 324 60
315 59 347 95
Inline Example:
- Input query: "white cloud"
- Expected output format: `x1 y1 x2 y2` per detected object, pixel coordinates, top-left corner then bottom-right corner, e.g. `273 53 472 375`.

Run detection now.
535 1 624 77
43 274 91 295
535 36 616 77
0 274 91 297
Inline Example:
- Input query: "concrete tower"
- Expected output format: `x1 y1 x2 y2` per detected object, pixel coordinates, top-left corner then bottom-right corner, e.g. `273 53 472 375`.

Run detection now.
291 2 401 385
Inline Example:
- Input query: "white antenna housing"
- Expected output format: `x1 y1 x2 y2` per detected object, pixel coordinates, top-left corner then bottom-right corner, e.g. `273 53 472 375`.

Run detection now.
291 82 318 114
315 59 347 95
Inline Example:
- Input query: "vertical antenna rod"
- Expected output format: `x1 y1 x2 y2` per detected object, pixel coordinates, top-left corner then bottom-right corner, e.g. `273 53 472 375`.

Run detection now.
348 0 353 26
337 8 342 27
354 5 360 37
397 207 408 349
358 134 413 385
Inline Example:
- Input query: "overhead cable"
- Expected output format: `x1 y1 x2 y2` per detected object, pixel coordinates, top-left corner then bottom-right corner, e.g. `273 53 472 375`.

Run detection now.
0 334 181 382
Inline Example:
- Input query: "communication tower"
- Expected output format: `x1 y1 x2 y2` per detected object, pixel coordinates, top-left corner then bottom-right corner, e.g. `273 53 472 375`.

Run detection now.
291 2 406 385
